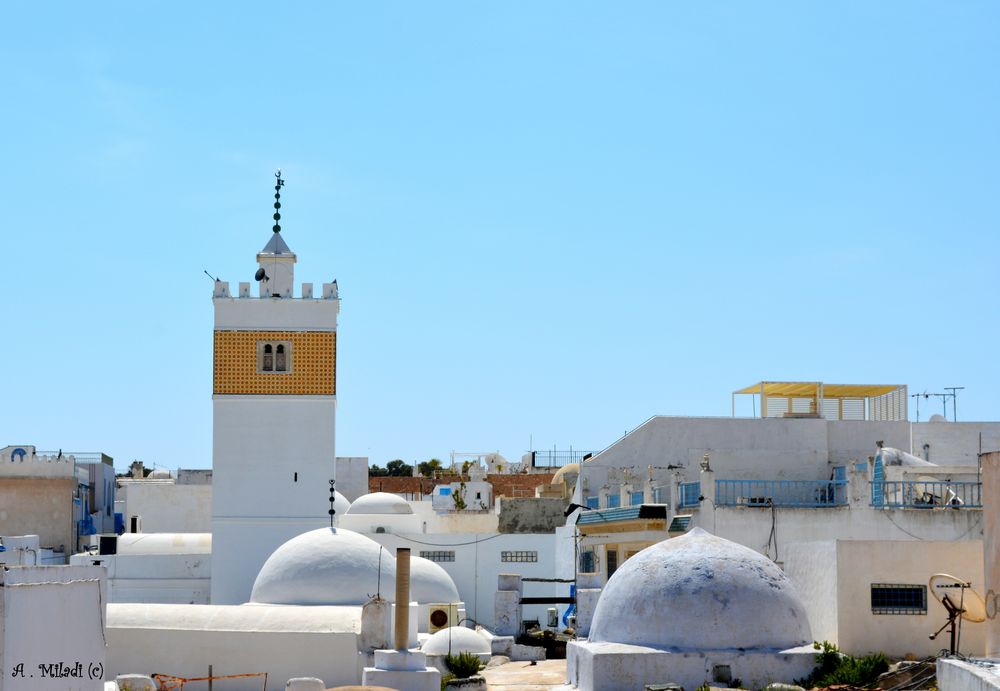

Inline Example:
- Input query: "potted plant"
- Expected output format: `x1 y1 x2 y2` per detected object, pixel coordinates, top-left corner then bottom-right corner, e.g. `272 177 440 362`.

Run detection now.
443 651 486 690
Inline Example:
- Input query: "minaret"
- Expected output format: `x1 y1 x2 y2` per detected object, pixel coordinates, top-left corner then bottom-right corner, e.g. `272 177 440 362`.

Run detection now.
210 171 341 604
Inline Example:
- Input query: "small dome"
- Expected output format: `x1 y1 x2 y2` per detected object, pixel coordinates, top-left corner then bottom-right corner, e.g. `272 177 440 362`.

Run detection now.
410 556 460 604
332 490 352 514
421 627 491 658
589 528 811 651
553 463 580 486
347 492 413 515
250 528 396 605
147 468 171 479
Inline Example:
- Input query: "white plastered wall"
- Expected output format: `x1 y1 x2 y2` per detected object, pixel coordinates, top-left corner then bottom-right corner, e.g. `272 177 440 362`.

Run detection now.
368 531 566 631
786 539 985 658
118 483 212 533
106 603 361 688
211 396 335 604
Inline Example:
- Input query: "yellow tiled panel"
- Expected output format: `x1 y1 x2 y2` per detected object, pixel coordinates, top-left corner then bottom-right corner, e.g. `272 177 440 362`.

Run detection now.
214 331 336 395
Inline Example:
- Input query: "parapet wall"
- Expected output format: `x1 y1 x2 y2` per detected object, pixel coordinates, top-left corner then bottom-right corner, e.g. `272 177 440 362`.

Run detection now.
0 446 76 479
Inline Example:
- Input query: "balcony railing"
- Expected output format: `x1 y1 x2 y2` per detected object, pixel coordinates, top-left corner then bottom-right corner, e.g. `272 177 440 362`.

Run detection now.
716 479 847 508
872 481 982 508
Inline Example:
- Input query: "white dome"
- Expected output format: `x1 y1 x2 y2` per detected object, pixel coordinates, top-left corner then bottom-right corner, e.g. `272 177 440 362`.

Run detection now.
347 492 414 515
332 490 352 515
410 556 460 604
421 627 491 657
589 528 811 651
147 468 171 479
250 528 396 605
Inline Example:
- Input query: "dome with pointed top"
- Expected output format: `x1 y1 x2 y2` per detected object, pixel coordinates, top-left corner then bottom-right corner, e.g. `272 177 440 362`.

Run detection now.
588 528 811 651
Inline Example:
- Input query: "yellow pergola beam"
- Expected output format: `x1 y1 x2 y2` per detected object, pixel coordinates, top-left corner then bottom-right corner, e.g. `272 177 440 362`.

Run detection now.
733 381 902 399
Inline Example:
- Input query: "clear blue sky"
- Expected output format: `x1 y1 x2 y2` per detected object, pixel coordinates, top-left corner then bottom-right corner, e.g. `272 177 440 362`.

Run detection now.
4 3 999 471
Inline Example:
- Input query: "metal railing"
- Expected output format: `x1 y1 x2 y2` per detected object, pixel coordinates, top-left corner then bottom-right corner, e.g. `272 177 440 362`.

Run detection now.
716 479 848 507
678 481 701 508
872 481 982 508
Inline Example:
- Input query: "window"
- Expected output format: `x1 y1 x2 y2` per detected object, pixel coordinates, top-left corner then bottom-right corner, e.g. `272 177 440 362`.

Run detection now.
631 490 644 506
501 551 538 563
871 584 927 614
585 496 599 509
420 550 455 562
607 494 621 508
607 549 619 578
258 341 292 373
579 550 596 573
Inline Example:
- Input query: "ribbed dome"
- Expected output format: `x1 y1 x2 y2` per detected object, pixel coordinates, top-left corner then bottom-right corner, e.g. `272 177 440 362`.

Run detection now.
410 556 460 604
589 528 811 651
250 528 396 605
346 492 413 515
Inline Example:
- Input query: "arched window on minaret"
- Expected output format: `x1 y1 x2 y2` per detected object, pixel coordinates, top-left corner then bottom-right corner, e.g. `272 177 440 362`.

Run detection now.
263 344 274 372
276 344 287 372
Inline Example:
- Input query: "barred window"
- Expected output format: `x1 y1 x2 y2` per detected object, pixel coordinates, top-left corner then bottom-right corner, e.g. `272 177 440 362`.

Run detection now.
419 550 455 563
871 584 927 614
501 550 538 563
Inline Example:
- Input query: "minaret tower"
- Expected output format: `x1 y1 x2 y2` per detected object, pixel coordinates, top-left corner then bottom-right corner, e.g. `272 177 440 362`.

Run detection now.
210 171 341 604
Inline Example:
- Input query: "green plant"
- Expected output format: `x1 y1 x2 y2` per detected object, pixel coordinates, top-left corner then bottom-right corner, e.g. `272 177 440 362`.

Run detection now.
445 651 483 679
440 673 455 690
796 640 889 688
452 482 468 511
695 683 711 691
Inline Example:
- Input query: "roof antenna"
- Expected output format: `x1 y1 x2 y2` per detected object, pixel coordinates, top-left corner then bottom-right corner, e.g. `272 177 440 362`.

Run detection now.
272 169 284 234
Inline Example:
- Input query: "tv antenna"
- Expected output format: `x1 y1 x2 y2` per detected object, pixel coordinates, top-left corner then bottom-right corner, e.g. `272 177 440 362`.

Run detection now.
928 573 985 655
911 388 965 422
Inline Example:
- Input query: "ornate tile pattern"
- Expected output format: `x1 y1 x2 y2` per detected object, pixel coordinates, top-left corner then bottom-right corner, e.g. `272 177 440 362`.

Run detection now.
214 330 336 395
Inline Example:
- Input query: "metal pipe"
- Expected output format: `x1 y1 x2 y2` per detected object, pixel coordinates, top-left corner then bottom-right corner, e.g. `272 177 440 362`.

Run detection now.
394 548 411 651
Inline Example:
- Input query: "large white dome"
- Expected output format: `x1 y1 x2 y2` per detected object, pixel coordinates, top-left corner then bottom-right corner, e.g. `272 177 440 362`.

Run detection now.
347 492 414 515
589 528 811 651
410 556 460 604
250 528 397 605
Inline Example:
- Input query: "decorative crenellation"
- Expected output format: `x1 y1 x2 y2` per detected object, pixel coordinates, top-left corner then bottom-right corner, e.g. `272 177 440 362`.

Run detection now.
214 330 336 395
213 281 338 300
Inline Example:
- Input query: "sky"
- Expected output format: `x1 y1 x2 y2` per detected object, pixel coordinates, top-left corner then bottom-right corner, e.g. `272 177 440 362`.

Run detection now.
3 3 999 472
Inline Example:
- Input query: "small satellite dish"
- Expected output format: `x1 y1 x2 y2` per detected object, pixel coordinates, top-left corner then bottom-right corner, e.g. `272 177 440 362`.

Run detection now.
254 268 268 282
930 574 986 622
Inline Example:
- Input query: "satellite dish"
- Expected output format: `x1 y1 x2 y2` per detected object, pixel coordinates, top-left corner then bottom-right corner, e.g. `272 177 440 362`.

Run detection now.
928 573 984 654
254 268 268 282
930 574 986 622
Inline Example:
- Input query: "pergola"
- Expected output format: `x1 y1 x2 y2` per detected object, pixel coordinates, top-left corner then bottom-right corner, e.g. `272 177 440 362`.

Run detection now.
732 381 908 421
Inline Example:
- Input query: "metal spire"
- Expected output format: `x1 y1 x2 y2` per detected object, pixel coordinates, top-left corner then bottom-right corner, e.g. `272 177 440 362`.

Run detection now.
328 478 337 527
272 169 285 233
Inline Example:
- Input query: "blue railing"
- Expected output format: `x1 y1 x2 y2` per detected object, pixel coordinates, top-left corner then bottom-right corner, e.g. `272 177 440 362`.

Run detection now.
872 481 982 508
679 481 701 508
716 479 848 507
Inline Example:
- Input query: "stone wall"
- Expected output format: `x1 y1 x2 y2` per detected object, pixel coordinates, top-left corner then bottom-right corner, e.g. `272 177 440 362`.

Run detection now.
498 497 567 534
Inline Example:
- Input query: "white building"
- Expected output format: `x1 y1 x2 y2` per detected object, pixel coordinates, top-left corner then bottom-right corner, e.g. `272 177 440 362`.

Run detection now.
568 382 1000 655
210 178 342 604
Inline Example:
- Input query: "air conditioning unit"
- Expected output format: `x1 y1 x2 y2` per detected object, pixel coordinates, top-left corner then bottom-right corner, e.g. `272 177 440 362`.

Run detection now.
427 603 460 633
